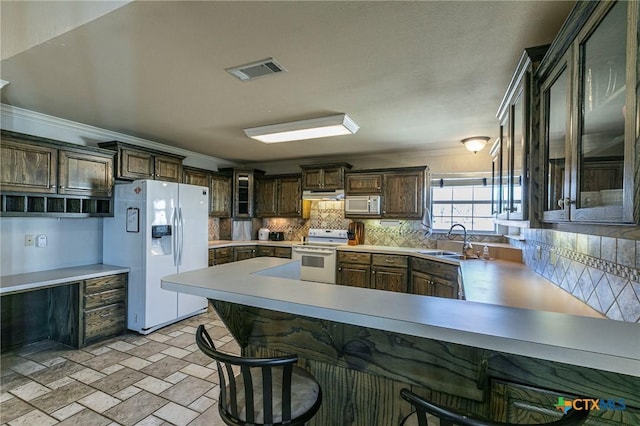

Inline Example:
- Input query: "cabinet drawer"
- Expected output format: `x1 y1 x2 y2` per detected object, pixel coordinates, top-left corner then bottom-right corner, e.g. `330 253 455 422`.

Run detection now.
257 246 276 257
84 274 126 295
215 247 232 257
84 288 126 310
337 251 371 265
372 254 408 268
84 303 125 340
274 247 292 258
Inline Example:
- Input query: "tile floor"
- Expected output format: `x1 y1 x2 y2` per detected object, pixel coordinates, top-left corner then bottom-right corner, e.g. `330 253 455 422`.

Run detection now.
1 307 235 426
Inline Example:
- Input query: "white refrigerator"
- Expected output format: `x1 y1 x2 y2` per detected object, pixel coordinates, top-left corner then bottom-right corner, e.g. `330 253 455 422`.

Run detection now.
103 180 209 334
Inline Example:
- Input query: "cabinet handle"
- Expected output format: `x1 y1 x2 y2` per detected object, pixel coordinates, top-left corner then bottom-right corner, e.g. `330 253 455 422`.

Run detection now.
59 186 65 189
100 311 113 318
385 258 395 263
372 271 376 274
338 267 342 271
566 197 575 205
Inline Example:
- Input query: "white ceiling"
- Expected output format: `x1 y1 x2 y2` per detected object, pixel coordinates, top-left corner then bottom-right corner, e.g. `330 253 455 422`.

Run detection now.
0 1 575 163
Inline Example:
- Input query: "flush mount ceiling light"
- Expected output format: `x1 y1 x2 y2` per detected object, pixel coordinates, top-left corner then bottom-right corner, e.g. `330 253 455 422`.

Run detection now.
244 114 360 143
461 136 490 154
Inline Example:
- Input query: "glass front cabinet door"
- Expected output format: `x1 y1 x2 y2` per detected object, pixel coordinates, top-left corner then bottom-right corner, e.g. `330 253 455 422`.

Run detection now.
539 0 638 224
495 45 548 222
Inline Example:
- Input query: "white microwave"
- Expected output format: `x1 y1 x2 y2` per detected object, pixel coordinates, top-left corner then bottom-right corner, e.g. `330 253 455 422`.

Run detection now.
345 195 381 215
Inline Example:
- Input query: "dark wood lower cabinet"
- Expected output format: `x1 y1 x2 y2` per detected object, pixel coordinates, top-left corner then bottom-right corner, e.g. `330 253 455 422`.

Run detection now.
0 273 127 352
211 300 640 426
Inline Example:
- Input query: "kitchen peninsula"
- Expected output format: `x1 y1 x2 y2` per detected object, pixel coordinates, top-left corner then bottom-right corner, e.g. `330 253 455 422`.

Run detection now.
162 256 640 425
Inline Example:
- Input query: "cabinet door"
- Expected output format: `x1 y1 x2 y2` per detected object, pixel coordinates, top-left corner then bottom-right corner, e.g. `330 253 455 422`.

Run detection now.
321 167 344 190
541 54 571 222
183 169 210 187
58 150 113 197
255 178 278 217
371 266 407 293
277 176 302 216
337 263 371 288
410 270 435 296
410 270 456 298
154 155 182 182
571 0 629 222
210 174 231 217
382 171 423 218
233 171 254 218
302 168 323 190
345 173 382 195
1 140 58 194
120 148 154 180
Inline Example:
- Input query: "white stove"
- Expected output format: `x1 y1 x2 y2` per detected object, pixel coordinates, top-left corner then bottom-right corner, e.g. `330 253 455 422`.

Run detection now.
292 229 348 284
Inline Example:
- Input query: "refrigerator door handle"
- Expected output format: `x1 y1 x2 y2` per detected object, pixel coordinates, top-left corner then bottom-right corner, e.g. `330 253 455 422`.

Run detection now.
178 207 184 266
171 207 178 267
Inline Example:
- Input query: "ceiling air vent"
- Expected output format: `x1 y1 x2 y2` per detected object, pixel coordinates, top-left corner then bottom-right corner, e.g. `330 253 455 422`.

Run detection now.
225 58 287 81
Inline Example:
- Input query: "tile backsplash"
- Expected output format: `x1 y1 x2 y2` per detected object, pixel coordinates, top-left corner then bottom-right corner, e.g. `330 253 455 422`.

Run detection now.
518 229 640 323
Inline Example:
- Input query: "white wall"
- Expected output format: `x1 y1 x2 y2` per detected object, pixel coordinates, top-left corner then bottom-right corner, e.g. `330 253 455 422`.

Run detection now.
0 217 103 276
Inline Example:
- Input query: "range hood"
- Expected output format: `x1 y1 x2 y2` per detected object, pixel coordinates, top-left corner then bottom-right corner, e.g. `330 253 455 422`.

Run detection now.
302 189 345 200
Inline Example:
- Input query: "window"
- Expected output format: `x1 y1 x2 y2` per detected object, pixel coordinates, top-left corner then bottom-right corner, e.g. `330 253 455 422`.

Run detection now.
431 177 495 233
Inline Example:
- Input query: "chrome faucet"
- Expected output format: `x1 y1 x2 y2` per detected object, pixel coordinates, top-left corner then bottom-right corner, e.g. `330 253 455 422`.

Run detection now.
446 224 473 256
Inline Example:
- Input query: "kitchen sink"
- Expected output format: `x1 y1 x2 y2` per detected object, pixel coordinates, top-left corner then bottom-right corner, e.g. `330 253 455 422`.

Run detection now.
416 250 459 256
417 250 476 260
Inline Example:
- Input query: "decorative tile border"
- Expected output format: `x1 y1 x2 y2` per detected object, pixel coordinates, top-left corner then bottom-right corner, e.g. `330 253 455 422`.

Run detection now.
521 229 640 323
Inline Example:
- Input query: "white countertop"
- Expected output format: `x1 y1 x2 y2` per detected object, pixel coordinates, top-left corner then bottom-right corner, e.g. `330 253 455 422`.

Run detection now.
208 240 297 249
162 257 640 377
1 264 130 295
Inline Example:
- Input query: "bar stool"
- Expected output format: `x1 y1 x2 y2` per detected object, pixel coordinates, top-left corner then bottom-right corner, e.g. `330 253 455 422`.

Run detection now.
196 325 322 426
400 389 589 426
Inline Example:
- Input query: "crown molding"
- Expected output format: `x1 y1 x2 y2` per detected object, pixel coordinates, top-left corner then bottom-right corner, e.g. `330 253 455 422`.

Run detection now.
0 104 237 169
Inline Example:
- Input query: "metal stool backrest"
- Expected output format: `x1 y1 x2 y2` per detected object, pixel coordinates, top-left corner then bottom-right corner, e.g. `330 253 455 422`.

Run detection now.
196 324 320 426
400 389 589 426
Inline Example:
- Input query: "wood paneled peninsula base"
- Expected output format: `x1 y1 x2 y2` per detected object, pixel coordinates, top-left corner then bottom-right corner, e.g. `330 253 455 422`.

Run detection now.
161 258 640 425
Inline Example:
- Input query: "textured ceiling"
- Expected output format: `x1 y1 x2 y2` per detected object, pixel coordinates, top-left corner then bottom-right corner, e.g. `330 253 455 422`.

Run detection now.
0 1 575 163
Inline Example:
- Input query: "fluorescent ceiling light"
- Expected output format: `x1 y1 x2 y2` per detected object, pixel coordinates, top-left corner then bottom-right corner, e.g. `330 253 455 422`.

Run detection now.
244 113 359 143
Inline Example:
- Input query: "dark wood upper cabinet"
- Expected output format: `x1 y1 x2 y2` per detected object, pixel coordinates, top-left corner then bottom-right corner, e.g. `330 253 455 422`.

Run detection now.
255 174 301 218
1 138 58 194
1 130 115 217
98 141 184 183
495 45 549 222
182 167 211 187
300 163 352 190
537 1 638 224
382 169 424 219
255 177 278 217
58 148 113 197
210 173 232 217
345 172 383 195
276 176 302 216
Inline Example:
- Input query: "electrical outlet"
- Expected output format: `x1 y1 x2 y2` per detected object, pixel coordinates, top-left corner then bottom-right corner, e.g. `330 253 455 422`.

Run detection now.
36 234 47 248
24 235 35 246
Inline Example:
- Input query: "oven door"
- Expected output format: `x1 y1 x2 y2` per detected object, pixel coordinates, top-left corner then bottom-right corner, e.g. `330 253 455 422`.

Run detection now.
292 245 337 284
